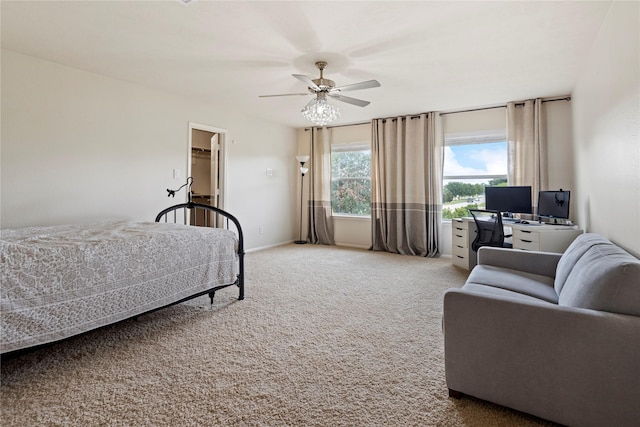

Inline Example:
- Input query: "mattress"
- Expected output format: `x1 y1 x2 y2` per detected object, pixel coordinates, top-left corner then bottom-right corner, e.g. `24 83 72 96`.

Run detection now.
1 221 239 353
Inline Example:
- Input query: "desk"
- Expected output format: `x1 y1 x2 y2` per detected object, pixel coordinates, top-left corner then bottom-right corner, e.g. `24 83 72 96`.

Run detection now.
451 217 583 270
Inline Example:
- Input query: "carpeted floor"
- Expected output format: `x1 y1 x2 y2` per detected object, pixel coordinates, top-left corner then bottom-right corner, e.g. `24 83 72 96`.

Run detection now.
1 244 558 426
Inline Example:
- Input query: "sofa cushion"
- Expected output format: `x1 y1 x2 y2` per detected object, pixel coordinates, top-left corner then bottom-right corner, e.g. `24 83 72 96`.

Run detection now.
459 283 558 305
558 242 640 316
467 265 558 303
554 233 611 294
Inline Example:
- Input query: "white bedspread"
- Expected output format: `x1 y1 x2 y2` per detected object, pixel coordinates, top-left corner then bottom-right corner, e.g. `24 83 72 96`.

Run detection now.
1 221 238 353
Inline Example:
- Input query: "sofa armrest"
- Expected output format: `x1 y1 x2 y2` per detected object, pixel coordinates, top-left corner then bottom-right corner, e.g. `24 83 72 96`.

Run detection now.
477 247 561 278
443 288 640 427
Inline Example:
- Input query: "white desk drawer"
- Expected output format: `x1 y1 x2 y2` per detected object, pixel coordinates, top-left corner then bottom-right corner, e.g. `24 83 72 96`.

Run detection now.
513 238 541 251
451 218 477 270
452 251 470 269
511 226 583 252
452 231 468 248
513 228 539 242
452 219 469 230
452 244 467 258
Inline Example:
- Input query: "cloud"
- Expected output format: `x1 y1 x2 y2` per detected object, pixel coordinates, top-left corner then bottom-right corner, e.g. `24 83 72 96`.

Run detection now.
444 147 477 175
476 146 508 175
444 145 507 176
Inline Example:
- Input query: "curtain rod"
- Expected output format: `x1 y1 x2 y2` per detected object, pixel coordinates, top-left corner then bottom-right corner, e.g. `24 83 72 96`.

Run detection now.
303 96 572 129
440 96 571 116
370 115 428 124
305 116 426 129
304 121 371 131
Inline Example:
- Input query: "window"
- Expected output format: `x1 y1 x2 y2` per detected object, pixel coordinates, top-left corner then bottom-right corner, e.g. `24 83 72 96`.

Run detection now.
442 130 508 219
331 142 371 216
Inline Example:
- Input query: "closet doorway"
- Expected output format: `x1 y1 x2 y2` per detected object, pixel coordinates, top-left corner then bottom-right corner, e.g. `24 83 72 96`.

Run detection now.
188 123 227 224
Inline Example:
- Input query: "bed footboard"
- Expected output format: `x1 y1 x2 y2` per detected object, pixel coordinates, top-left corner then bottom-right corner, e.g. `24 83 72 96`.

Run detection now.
155 202 245 301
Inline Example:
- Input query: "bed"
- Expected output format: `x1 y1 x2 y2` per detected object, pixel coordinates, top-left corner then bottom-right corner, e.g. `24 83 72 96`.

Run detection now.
0 203 244 355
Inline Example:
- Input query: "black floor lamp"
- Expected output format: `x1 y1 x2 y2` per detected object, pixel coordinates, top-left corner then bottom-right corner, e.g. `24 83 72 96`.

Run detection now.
295 155 310 244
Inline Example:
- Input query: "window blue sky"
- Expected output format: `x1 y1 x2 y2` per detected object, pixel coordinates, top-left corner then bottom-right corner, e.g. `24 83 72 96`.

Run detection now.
444 141 508 177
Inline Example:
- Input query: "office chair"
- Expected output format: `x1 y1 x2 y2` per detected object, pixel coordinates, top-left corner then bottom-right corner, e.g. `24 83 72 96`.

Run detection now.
469 209 513 252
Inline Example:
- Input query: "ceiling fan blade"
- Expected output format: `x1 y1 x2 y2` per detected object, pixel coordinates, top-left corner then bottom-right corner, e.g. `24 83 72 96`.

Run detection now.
292 74 321 91
331 79 381 93
328 94 371 107
259 93 310 98
303 98 317 109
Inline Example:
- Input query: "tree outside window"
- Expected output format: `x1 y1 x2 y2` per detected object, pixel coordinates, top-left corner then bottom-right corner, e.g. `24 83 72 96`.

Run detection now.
331 146 371 216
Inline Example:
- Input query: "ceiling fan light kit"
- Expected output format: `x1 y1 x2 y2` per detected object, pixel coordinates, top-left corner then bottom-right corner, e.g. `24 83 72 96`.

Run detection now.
301 94 340 126
260 61 380 126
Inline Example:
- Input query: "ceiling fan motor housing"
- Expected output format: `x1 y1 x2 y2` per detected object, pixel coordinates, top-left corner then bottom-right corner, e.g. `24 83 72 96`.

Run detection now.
310 61 336 92
310 78 336 92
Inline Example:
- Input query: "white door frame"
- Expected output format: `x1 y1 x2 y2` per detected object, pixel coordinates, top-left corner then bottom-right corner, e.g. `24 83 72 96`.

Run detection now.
187 122 228 209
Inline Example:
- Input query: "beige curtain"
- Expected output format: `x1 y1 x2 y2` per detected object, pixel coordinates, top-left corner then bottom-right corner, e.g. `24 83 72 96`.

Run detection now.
307 127 335 245
507 99 548 208
371 113 443 257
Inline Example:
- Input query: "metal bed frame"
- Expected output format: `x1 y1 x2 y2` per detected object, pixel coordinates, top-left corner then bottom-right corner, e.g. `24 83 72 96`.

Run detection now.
2 203 245 358
155 201 245 302
1 196 245 358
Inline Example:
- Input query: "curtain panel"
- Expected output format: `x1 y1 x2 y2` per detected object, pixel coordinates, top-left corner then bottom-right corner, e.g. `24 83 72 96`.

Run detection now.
507 99 548 208
307 127 335 245
370 113 443 257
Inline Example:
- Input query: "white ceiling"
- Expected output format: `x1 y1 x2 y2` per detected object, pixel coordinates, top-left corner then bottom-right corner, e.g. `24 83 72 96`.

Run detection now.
1 0 612 128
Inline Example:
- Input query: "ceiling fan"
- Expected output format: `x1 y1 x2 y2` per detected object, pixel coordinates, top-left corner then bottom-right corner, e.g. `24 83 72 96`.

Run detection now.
259 61 381 125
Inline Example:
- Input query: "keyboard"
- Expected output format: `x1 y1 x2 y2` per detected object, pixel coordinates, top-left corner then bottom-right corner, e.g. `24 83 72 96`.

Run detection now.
502 218 522 224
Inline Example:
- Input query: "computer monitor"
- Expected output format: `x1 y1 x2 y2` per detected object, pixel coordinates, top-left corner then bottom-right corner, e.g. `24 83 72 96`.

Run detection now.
537 190 571 219
484 186 532 216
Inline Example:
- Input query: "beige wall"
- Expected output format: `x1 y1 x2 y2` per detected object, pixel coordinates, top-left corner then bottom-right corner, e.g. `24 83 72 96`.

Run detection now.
442 107 505 133
545 101 575 193
1 50 298 251
571 1 640 256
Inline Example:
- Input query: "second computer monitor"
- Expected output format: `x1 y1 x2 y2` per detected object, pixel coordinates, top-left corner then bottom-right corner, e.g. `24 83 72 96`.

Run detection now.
537 190 571 219
485 186 533 215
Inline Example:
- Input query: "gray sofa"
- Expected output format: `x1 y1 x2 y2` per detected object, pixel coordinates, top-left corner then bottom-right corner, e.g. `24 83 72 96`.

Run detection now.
443 233 640 427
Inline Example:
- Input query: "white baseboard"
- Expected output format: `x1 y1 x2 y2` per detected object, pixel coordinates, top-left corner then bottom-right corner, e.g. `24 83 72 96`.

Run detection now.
245 240 294 253
247 241 372 253
335 242 371 250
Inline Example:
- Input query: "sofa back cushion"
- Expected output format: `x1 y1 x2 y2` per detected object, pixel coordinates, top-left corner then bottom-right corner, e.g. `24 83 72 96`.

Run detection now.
554 233 611 294
558 240 640 316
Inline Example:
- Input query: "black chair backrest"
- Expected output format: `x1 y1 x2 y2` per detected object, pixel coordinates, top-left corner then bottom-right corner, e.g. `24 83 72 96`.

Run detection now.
469 209 505 252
